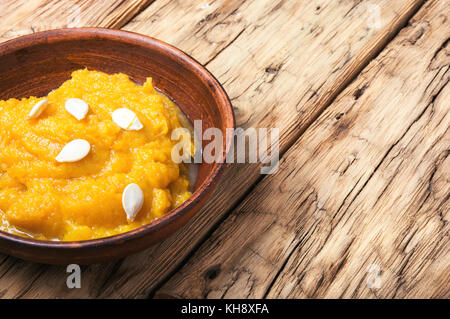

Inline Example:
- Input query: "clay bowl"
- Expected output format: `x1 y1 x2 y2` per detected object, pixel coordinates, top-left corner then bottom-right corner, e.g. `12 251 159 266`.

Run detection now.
0 28 234 264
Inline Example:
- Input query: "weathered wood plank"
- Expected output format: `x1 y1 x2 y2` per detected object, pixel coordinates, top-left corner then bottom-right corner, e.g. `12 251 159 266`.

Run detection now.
0 0 426 298
157 0 450 298
0 0 154 42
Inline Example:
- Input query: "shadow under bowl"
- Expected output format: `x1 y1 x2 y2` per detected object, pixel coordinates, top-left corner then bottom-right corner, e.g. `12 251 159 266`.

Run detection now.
0 28 234 264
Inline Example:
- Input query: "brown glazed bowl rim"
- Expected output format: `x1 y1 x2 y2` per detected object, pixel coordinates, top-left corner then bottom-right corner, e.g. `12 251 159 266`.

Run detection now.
0 28 235 250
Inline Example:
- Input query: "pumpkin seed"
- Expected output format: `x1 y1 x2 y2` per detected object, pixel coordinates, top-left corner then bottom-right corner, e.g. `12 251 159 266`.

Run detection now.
65 98 89 120
55 139 91 162
122 183 144 222
28 98 48 119
112 108 143 130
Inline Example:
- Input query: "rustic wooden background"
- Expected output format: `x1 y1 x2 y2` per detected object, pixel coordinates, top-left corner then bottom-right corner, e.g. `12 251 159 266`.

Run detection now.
0 0 448 299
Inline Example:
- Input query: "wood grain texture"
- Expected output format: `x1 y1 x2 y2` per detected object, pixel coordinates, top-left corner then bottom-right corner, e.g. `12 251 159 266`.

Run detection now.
157 0 450 298
0 0 154 42
0 0 435 298
95 0 425 298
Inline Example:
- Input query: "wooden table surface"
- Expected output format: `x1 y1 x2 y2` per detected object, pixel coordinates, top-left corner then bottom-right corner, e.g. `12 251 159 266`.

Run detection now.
0 0 448 299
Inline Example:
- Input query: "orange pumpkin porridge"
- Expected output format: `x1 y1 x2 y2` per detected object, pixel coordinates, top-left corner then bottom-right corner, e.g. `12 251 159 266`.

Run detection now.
0 69 193 241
